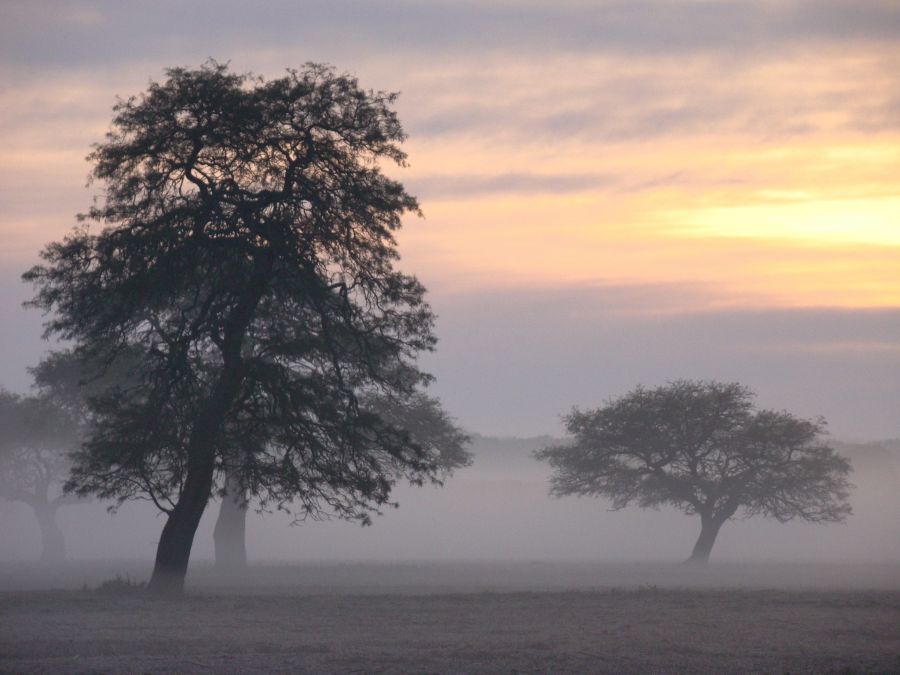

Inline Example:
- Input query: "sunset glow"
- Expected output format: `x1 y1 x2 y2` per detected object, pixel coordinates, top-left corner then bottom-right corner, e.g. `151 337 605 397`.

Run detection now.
399 130 900 307
3 33 899 310
1 0 898 438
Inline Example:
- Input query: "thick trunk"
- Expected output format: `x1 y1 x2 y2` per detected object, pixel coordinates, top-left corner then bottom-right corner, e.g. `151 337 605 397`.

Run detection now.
147 452 217 595
146 354 242 594
146 252 270 595
688 515 725 564
33 502 65 564
147 360 244 594
213 472 248 571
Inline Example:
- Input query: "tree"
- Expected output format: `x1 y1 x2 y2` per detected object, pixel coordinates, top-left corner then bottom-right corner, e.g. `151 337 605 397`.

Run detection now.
24 62 448 593
0 391 84 563
212 392 471 571
534 381 853 563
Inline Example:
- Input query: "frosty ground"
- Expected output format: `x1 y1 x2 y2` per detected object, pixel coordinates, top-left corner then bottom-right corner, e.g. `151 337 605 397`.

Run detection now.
1 561 898 673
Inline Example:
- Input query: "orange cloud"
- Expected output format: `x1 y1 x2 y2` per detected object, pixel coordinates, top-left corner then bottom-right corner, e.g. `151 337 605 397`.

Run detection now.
2 41 899 312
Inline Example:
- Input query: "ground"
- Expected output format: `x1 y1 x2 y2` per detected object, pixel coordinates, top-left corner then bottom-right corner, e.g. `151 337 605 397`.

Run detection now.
1 562 898 673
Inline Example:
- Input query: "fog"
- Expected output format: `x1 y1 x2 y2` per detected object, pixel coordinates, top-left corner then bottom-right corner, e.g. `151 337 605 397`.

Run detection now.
2 3 900 672
2 436 897 573
421 288 900 441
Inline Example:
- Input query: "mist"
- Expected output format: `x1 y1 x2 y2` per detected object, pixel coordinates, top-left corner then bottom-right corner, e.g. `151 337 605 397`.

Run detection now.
3 435 897 568
3 1 900 671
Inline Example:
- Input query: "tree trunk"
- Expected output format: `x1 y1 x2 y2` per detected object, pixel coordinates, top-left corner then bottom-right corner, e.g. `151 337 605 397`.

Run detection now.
145 253 270 595
147 452 217 595
213 471 248 571
33 502 65 564
688 514 725 564
146 362 243 594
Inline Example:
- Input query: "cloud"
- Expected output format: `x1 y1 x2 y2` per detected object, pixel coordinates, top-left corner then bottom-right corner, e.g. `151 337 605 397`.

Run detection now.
408 172 618 199
423 283 900 439
401 51 900 144
737 340 900 355
3 1 900 70
844 93 900 134
4 3 900 153
406 170 749 200
1 0 897 447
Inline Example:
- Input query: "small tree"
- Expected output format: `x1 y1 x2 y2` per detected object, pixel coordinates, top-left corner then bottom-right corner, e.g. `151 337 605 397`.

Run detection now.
535 381 853 563
25 62 447 593
0 391 83 563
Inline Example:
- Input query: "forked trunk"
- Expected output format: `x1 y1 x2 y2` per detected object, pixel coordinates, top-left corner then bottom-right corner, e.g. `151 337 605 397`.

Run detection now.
34 502 65 564
688 515 725 564
213 471 248 571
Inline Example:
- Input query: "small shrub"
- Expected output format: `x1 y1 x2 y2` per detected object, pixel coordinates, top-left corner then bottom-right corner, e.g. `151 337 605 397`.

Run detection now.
93 574 146 595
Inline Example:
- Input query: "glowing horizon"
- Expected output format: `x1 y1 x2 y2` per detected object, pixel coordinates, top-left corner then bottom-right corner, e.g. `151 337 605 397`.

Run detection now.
2 0 899 439
3 24 899 311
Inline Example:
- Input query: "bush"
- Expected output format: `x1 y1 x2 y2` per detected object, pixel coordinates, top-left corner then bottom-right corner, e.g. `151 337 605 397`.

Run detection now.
92 574 146 595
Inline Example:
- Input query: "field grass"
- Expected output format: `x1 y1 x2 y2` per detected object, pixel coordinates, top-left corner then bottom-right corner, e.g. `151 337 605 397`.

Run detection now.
1 562 899 673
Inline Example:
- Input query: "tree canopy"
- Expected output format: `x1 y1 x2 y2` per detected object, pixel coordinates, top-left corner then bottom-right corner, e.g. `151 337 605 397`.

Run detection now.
0 390 84 562
24 61 454 592
534 380 853 562
212 390 470 570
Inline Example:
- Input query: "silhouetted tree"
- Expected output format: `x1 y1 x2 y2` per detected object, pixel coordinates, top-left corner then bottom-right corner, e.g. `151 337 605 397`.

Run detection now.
212 392 470 570
535 381 853 563
0 391 83 563
24 62 446 593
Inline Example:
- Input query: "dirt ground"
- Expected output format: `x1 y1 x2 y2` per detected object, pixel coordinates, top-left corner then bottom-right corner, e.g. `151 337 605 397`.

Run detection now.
2 582 899 673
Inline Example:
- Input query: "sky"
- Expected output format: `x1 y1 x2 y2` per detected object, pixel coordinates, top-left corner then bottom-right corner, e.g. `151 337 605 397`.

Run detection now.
1 0 899 440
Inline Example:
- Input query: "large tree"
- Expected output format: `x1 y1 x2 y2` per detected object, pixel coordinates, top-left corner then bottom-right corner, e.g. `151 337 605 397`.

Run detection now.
535 381 853 563
212 392 471 571
25 62 447 593
0 391 83 563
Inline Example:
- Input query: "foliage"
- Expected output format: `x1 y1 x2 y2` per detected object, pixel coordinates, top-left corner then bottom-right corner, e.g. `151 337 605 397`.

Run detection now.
30 348 139 417
23 61 453 535
360 392 472 483
0 390 82 507
535 381 853 559
230 391 470 519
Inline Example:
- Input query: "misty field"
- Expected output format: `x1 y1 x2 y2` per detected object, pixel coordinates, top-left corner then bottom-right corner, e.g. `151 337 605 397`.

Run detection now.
2 562 899 674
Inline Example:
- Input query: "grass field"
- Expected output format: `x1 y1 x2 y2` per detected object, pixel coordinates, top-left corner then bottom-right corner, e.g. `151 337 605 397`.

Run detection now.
1 562 899 673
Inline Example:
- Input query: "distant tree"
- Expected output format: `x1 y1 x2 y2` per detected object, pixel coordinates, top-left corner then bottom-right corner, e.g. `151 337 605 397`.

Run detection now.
212 392 471 571
534 381 853 563
30 349 139 413
0 391 83 563
24 62 448 593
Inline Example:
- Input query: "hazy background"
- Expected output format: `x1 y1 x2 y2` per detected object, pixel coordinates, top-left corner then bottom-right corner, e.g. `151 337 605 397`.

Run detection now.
1 1 898 566
2 437 898 567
